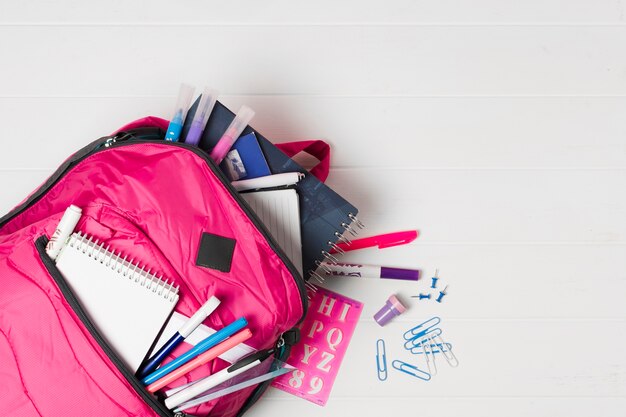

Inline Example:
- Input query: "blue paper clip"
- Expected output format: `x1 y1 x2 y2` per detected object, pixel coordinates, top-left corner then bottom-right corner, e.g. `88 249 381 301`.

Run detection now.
376 339 388 381
392 360 431 381
404 327 442 350
403 317 441 341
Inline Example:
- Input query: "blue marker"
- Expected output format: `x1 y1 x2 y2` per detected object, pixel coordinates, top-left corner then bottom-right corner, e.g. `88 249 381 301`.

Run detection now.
142 317 248 385
165 83 195 141
137 296 221 378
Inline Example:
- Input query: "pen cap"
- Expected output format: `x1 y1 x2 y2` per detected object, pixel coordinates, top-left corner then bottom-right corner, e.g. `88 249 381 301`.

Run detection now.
373 295 407 327
192 87 219 127
178 295 221 337
210 105 255 163
170 83 195 122
225 105 255 138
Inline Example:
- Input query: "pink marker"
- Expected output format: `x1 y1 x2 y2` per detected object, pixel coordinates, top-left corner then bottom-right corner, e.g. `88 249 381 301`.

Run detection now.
210 105 255 164
330 230 418 253
146 328 252 393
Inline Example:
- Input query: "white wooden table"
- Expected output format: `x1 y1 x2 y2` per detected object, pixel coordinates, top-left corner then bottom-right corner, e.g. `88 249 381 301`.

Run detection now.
1 1 624 416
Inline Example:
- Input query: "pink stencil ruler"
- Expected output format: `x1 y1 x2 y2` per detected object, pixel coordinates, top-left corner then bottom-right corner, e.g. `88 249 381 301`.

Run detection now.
272 287 363 406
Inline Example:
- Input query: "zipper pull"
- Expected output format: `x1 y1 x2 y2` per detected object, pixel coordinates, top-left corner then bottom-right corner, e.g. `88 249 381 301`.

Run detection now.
103 136 117 148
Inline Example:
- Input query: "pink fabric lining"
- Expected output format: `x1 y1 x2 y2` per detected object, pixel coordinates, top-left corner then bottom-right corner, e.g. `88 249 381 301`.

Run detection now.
0 134 304 416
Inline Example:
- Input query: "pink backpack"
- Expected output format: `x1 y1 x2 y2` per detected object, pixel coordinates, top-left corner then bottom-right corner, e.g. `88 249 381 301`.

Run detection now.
0 115 327 416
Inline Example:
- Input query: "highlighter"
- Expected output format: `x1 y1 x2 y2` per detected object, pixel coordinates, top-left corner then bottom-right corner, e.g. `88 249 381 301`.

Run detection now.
165 83 195 142
184 87 219 146
209 105 255 164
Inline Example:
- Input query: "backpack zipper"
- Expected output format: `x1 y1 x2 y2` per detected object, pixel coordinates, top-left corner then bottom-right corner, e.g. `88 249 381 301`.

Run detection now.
35 236 177 417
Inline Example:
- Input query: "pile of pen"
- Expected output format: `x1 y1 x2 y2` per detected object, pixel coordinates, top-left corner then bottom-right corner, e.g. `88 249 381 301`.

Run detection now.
137 296 288 412
163 83 307 191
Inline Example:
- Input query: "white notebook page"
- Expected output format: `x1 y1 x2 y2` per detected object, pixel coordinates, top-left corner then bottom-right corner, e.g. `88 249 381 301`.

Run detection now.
241 189 303 275
55 233 179 372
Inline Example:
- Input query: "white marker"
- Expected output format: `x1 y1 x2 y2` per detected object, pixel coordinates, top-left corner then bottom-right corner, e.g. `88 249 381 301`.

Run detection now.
165 350 272 409
46 205 82 260
232 172 304 191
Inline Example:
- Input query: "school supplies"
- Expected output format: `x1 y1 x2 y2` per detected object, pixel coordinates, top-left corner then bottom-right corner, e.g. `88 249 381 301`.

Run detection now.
165 83 195 141
392 360 431 381
183 100 362 285
142 317 248 385
322 262 420 281
147 328 253 393
374 295 407 326
46 204 82 260
411 293 431 300
232 172 304 191
173 365 292 412
184 87 218 146
413 270 452 302
403 318 459 367
221 132 272 181
55 232 179 372
376 339 388 381
403 317 440 341
241 189 303 274
273 286 363 406
165 349 275 409
330 230 418 253
137 296 221 378
431 269 440 289
432 334 458 367
154 311 255 363
210 105 255 164
422 342 437 376
436 285 449 303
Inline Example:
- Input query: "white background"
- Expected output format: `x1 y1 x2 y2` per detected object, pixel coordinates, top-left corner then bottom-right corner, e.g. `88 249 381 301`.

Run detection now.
1 1 625 416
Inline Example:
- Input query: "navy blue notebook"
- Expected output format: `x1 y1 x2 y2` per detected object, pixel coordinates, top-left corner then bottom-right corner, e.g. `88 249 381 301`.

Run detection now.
182 100 360 280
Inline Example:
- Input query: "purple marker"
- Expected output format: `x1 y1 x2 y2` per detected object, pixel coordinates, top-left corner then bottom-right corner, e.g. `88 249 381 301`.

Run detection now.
321 262 420 281
374 295 407 326
183 87 218 146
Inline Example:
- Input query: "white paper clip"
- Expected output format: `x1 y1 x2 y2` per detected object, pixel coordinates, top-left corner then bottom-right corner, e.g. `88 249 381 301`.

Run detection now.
403 317 441 341
411 342 453 355
431 333 459 367
376 339 388 381
422 338 437 376
392 360 431 381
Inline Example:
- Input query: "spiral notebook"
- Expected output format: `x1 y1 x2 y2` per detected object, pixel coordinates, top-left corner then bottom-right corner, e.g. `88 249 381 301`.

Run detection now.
55 232 179 372
183 100 364 283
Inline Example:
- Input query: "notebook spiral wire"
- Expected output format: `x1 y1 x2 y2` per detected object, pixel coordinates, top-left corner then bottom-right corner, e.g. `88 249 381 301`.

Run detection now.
69 232 179 302
305 212 364 299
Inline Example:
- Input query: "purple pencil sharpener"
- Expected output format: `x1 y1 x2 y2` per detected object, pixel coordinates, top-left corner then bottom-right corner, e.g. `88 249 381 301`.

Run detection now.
374 295 407 327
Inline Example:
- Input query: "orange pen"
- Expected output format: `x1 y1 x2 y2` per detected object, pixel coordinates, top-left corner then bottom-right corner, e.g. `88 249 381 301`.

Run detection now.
147 328 253 393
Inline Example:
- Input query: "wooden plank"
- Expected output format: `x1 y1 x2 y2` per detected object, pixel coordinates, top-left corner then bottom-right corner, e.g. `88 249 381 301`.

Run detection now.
1 26 626 96
3 97 626 170
2 1 625 24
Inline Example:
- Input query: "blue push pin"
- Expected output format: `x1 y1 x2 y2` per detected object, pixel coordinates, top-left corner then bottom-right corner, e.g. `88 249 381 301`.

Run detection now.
436 285 448 303
411 293 432 300
430 269 439 289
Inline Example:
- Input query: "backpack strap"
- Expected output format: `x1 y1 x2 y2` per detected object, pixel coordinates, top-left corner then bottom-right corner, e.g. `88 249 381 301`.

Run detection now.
275 140 331 183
